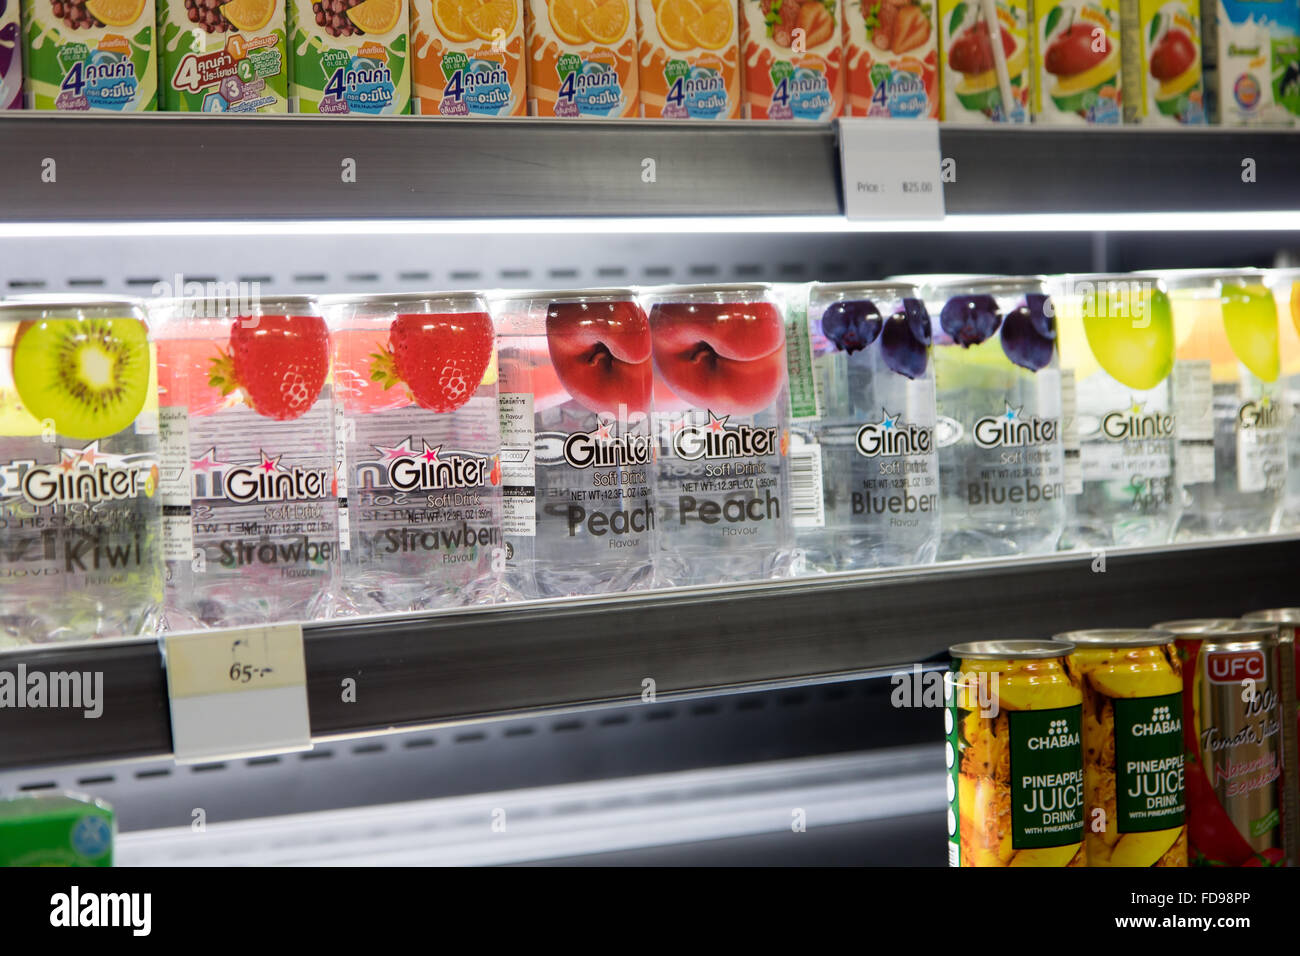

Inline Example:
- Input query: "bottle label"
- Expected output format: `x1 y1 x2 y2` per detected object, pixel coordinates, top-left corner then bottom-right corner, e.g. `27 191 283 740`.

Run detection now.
1173 359 1215 485
787 432 825 528
159 405 196 564
1008 705 1085 849
498 391 536 537
1113 692 1185 833
1060 369 1083 495
1236 389 1286 494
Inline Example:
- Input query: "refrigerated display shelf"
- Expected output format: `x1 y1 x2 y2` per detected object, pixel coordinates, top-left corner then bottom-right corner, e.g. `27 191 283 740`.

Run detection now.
3 534 1298 771
1 115 1298 221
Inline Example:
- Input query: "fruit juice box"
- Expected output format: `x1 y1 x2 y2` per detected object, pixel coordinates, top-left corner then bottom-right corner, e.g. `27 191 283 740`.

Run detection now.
1031 0 1122 123
938 0 1031 121
2 0 22 108
523 0 638 116
410 0 525 114
1213 0 1300 126
1120 0 1206 123
0 794 114 866
287 0 410 112
842 0 939 117
21 0 157 109
636 0 739 117
739 0 844 118
157 0 288 110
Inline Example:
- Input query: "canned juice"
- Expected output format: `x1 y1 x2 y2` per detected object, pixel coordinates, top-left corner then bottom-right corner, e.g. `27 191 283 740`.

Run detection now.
842 0 939 117
738 0 844 119
287 0 410 112
158 0 289 111
1059 630 1187 867
524 0 638 116
946 641 1085 867
1119 0 1207 124
21 0 157 109
410 0 525 115
1030 0 1122 124
2 0 22 108
1157 619 1291 866
635 0 740 118
1243 607 1300 864
938 0 1031 121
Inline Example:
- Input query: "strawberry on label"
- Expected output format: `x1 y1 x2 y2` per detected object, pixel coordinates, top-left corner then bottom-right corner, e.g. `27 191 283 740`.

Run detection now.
370 312 495 413
210 313 331 421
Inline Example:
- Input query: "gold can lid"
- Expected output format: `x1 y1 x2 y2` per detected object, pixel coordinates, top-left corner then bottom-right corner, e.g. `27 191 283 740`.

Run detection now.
949 640 1074 660
1055 628 1175 648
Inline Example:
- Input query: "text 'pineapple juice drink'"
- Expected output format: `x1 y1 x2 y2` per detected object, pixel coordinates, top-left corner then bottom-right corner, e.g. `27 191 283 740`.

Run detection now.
644 284 792 584
1213 0 1300 126
328 293 503 613
524 0 638 116
791 281 939 571
154 295 338 628
636 0 740 117
1271 268 1300 529
1155 619 1292 866
158 0 288 111
491 290 655 598
1054 274 1177 548
843 0 939 117
946 641 1086 867
21 0 157 109
0 298 162 643
1162 268 1286 538
1057 629 1188 867
1120 0 1207 124
924 276 1065 559
938 0 1030 120
739 0 844 119
1031 0 1122 123
410 0 525 115
287 0 409 112
2 0 22 108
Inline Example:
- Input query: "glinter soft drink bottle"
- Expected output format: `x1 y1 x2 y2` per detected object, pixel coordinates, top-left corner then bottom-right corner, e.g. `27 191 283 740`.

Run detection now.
0 297 162 643
791 281 940 571
154 294 338 628
643 283 793 584
327 293 503 613
1053 273 1179 548
490 289 656 598
1162 269 1286 539
1272 268 1300 531
923 276 1066 559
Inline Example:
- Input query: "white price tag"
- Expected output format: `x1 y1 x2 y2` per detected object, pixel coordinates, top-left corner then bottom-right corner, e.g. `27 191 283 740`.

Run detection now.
163 623 312 764
838 118 945 221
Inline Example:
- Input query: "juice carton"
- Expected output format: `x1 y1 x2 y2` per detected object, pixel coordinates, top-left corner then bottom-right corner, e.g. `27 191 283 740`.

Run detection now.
739 0 844 118
842 0 939 117
21 0 157 109
157 0 289 111
938 0 1031 121
287 0 410 112
1213 0 1299 126
524 0 638 116
1120 0 1206 123
636 0 740 117
410 0 525 114
0 794 114 866
2 0 22 108
1031 0 1122 123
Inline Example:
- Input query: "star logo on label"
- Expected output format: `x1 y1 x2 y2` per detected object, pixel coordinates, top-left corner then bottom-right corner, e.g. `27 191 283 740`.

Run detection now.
374 438 416 461
878 408 900 431
1129 398 1146 416
707 412 730 434
59 448 80 473
258 451 282 474
421 442 441 464
1003 403 1022 422
191 447 232 473
595 421 612 441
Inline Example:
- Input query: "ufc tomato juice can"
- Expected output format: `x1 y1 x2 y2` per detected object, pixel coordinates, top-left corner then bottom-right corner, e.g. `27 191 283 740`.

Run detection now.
1243 607 1300 865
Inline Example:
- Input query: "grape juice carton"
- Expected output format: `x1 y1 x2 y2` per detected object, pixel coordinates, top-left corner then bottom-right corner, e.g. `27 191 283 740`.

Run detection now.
2 0 22 108
287 0 410 112
158 0 288 111
636 0 740 118
1031 0 1122 124
410 0 525 114
1213 0 1300 126
938 0 1031 121
21 0 157 109
524 0 638 116
1120 0 1207 123
842 0 939 117
739 0 844 118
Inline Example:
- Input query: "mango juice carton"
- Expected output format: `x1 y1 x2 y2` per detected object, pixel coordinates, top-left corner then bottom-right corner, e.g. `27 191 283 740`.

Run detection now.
636 0 740 117
843 0 939 116
2 0 22 108
287 0 410 112
410 0 525 114
524 0 638 116
1213 0 1299 126
21 0 157 109
157 0 288 110
938 0 1030 120
739 0 844 118
1120 0 1206 123
1031 0 1121 123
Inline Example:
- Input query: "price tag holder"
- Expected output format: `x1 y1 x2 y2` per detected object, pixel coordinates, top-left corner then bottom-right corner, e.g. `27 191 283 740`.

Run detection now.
837 118 945 221
163 624 312 764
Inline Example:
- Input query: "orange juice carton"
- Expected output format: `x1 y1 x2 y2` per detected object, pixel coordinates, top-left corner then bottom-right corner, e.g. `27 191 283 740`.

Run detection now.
524 0 639 115
410 0 526 114
636 0 741 118
843 0 939 116
739 0 844 118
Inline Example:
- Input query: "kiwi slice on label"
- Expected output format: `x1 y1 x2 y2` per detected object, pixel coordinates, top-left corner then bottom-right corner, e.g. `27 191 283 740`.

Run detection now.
12 317 151 440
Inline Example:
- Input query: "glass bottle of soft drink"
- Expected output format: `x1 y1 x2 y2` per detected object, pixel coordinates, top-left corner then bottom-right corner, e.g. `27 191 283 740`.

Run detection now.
1271 268 1300 532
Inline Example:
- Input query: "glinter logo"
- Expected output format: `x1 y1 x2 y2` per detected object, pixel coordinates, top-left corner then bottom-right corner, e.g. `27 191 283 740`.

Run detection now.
4 444 157 508
672 412 779 461
973 404 1059 449
1207 649 1265 683
563 422 655 469
1102 399 1174 441
1028 717 1080 750
1133 703 1181 736
1238 397 1281 430
357 439 493 492
856 409 933 457
192 450 330 503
